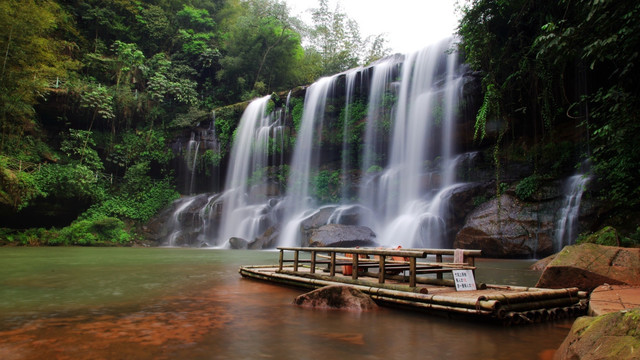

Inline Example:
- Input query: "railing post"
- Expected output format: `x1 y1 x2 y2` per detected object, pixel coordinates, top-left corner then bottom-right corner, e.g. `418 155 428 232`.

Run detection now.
352 253 358 280
329 251 336 276
378 255 386 284
436 254 443 279
409 257 417 287
278 249 284 271
310 250 316 274
293 250 299 272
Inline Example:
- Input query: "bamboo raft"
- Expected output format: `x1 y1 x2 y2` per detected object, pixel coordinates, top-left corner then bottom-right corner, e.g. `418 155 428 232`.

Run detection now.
239 247 588 325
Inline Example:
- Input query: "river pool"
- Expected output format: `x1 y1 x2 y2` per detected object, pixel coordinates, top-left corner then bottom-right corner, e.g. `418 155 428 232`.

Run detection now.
0 247 571 359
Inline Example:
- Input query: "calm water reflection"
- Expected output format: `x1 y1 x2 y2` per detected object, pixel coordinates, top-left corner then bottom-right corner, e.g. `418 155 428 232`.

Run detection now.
0 248 570 359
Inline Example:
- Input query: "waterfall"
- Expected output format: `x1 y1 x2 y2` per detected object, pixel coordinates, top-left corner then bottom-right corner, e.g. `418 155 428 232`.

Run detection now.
184 132 200 195
216 96 282 247
278 76 337 246
360 39 464 247
554 175 590 252
164 37 468 249
341 69 360 201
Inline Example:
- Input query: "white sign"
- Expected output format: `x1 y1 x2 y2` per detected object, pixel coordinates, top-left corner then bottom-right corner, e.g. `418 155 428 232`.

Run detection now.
452 270 477 291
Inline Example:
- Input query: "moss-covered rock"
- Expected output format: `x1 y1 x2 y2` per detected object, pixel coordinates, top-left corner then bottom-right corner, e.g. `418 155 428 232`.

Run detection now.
554 308 640 360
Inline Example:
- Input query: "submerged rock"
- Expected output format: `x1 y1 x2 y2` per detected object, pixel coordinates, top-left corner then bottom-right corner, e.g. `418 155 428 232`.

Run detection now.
535 243 640 291
293 285 378 311
554 308 640 360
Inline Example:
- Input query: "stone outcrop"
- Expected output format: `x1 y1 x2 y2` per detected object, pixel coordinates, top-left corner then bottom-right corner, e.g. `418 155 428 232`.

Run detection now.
293 285 378 311
308 224 377 247
248 226 279 249
554 308 640 360
535 243 640 291
589 284 640 316
298 206 338 244
454 193 555 257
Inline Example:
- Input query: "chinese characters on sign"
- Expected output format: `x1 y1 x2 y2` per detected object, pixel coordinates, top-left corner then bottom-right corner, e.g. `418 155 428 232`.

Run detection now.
452 269 477 291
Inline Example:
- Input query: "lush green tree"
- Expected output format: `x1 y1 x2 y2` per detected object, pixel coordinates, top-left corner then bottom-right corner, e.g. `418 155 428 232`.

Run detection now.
217 0 305 101
0 0 79 155
307 0 389 75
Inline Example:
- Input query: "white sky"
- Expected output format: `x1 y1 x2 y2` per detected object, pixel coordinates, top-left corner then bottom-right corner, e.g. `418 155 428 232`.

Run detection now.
286 0 461 54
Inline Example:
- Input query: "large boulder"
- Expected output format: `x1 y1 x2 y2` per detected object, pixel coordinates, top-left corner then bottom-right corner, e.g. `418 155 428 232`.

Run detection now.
308 224 377 247
228 237 249 249
293 285 378 311
535 243 640 291
298 206 338 244
554 308 640 360
248 226 279 249
454 194 555 257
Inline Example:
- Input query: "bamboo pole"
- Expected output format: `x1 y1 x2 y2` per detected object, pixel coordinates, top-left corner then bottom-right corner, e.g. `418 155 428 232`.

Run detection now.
499 297 580 312
370 272 487 289
280 271 429 294
477 287 581 304
371 295 494 316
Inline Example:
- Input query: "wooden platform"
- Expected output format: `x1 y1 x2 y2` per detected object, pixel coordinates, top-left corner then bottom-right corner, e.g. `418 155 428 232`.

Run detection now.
239 247 589 325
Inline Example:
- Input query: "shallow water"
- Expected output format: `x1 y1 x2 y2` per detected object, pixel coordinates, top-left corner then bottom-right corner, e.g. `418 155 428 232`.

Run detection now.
0 248 571 359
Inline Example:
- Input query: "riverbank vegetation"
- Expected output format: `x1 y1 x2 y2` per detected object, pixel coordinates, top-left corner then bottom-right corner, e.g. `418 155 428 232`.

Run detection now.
1 0 639 245
0 0 389 245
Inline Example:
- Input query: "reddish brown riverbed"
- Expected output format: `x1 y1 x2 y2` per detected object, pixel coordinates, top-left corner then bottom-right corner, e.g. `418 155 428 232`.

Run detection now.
0 248 571 359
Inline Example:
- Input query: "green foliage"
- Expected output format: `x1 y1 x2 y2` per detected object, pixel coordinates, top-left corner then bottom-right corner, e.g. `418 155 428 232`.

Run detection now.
473 195 488 207
621 227 640 248
459 0 640 213
85 179 179 223
313 169 341 204
0 156 45 210
576 226 619 247
290 96 305 133
0 227 56 245
53 216 131 246
60 129 104 172
213 103 245 153
307 0 389 75
0 0 79 153
366 165 383 174
199 149 222 175
515 174 541 200
34 163 105 202
217 0 305 102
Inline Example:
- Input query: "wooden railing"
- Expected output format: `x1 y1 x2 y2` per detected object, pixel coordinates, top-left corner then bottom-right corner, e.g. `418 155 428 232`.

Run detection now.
277 247 481 287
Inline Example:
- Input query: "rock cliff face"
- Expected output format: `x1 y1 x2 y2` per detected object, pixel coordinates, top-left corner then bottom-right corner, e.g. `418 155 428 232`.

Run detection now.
454 193 556 257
